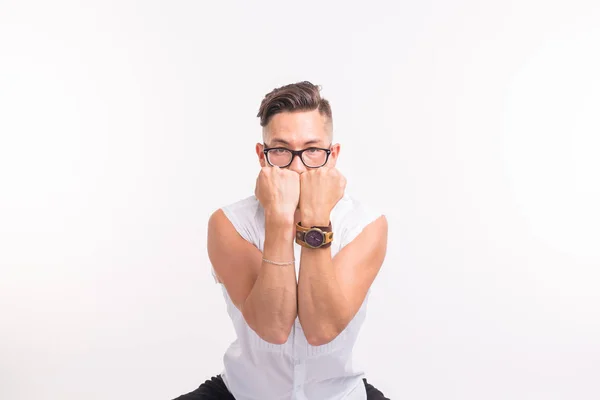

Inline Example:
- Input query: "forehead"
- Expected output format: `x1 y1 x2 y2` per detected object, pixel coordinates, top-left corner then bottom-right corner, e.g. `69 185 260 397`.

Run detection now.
264 110 330 146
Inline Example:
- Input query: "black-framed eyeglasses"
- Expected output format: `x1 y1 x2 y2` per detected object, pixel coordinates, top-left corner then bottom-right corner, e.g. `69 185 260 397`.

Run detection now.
263 144 332 168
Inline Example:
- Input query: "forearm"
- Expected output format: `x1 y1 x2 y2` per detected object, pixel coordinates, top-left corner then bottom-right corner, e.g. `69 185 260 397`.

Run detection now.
242 214 297 344
297 246 350 345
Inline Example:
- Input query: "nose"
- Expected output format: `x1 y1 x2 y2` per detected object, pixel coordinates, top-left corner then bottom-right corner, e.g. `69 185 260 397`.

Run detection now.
288 153 307 174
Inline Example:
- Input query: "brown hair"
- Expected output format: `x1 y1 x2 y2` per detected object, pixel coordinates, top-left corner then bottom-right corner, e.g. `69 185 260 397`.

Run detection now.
257 81 332 128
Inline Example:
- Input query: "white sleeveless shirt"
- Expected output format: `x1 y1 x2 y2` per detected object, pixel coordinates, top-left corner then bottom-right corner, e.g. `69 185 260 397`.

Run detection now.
214 193 381 400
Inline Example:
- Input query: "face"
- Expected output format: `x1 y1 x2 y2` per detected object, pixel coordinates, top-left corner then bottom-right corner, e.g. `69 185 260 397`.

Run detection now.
255 110 340 174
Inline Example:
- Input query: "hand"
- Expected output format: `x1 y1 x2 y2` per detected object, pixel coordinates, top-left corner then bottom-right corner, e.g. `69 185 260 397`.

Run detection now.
299 166 346 226
255 166 300 221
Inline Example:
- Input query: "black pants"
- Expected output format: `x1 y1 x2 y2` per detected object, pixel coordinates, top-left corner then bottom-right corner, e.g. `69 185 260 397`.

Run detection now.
173 374 390 399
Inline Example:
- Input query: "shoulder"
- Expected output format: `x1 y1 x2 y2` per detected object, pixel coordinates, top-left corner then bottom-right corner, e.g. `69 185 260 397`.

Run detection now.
332 192 382 225
211 195 262 246
332 192 386 248
220 194 260 215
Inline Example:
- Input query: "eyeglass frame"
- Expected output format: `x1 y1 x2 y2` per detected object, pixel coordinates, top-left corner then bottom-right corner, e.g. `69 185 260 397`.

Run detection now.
262 144 332 169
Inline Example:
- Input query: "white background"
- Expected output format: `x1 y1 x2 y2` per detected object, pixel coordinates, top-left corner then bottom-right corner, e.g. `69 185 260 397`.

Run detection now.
1 1 599 399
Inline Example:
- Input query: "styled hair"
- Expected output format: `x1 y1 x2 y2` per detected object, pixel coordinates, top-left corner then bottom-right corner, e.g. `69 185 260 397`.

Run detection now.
257 81 332 128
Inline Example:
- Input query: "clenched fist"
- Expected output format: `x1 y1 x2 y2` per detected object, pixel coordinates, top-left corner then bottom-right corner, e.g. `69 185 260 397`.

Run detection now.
255 166 300 221
299 166 346 226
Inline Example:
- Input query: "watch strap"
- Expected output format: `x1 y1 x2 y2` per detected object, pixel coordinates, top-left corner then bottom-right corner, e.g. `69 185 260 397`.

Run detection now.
296 221 332 232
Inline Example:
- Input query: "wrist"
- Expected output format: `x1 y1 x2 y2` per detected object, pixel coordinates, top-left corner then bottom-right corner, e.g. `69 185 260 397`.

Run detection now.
265 209 294 226
265 212 296 240
299 211 330 227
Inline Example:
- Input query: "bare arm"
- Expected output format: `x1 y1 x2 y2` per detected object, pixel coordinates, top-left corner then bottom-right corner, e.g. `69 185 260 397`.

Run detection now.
297 216 388 346
208 209 297 344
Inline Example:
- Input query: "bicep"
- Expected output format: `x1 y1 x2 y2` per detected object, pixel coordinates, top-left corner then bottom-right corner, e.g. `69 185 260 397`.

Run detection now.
207 209 263 310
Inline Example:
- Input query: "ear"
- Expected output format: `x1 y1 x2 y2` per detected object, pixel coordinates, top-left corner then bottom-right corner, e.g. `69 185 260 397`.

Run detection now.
256 142 267 167
328 143 341 167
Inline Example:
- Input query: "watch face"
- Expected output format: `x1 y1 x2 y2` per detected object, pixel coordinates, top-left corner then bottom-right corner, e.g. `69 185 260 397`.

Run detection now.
305 229 324 247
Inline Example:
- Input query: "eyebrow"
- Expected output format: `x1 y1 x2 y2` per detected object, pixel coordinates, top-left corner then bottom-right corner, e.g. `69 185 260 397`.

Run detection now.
269 138 322 147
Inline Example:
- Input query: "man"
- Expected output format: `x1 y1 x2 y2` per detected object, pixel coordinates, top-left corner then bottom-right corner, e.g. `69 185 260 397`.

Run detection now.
174 82 389 399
